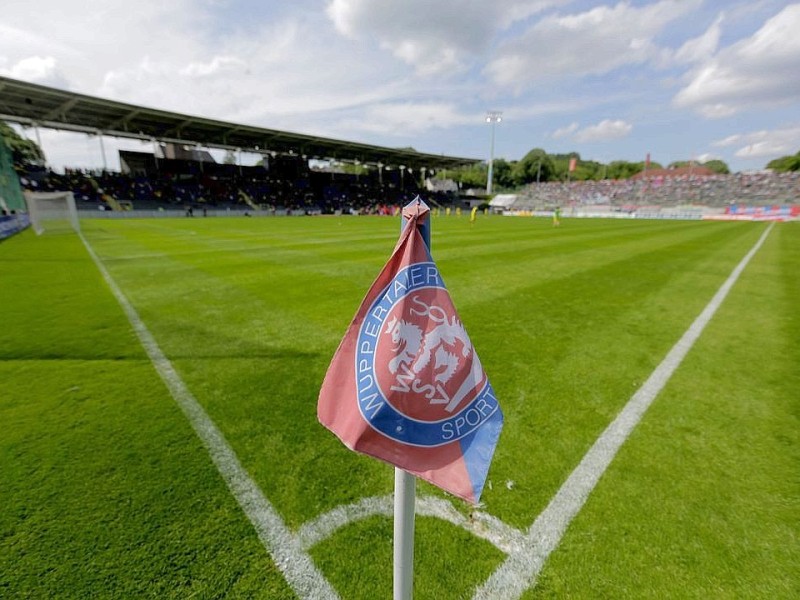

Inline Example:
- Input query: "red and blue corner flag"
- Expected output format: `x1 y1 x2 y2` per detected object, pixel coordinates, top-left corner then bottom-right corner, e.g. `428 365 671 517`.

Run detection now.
318 200 502 503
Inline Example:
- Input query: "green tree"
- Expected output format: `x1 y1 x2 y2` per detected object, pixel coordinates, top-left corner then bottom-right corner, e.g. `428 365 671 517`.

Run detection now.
572 158 605 181
439 159 516 191
668 160 690 169
492 158 515 189
766 151 800 172
0 121 45 166
606 160 644 179
668 160 703 170
440 162 486 188
668 159 725 173
549 153 576 181
702 159 730 174
512 148 554 185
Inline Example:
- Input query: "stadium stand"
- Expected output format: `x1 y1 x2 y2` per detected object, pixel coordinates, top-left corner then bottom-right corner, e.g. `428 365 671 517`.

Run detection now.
16 158 800 219
514 171 800 213
17 153 458 215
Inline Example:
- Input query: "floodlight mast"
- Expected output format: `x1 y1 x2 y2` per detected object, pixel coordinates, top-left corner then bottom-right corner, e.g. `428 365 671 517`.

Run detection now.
485 111 502 195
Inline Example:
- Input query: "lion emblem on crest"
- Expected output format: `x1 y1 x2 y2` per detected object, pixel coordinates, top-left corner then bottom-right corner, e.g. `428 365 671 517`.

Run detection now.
382 294 480 414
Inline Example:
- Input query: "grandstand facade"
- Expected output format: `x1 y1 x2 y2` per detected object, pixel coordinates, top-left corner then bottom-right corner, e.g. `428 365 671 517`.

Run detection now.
0 76 477 172
2 75 484 215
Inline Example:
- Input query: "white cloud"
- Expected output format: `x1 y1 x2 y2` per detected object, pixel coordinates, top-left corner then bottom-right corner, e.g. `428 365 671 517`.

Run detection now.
60 6 419 129
696 152 720 163
696 102 738 119
0 56 70 88
332 102 475 136
736 142 788 159
674 4 800 117
552 122 579 139
0 0 451 146
551 119 633 142
0 22 80 58
326 0 565 75
575 119 633 142
711 125 800 160
485 0 702 86
673 13 723 64
0 0 205 96
180 56 247 78
711 134 742 148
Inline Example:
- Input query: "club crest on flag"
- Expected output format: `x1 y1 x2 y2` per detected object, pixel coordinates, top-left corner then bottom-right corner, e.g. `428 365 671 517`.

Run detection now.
319 199 503 503
356 264 499 447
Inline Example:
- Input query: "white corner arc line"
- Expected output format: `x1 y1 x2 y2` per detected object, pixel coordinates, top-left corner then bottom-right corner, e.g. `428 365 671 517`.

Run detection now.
473 223 775 600
296 494 526 555
79 234 339 600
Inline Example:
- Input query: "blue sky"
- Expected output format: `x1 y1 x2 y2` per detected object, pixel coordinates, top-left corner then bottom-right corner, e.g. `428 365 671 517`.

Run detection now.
1 0 799 173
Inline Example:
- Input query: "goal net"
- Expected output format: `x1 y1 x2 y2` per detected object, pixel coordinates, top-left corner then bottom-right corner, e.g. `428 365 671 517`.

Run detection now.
25 191 81 235
0 137 26 213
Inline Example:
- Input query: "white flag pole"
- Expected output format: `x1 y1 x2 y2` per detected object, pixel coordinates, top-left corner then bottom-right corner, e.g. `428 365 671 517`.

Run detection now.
394 197 431 600
394 467 415 600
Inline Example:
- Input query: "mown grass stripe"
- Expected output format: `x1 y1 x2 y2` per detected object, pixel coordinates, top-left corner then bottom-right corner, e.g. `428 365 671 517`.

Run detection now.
473 222 775 599
78 232 339 600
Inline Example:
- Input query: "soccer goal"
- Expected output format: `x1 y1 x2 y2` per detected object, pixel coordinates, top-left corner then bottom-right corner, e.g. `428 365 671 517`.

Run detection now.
25 191 81 235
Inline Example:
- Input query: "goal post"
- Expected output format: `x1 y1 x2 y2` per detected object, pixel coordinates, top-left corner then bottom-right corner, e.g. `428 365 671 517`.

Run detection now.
25 191 81 235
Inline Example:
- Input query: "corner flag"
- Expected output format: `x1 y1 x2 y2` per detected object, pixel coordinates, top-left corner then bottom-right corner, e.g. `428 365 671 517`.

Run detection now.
318 200 502 503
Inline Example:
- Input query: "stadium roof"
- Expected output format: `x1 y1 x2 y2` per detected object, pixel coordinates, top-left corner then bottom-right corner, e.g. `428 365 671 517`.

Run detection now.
0 76 479 170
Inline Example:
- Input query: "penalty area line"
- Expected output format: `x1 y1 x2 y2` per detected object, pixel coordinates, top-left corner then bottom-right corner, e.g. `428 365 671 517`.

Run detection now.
79 233 338 600
473 222 775 600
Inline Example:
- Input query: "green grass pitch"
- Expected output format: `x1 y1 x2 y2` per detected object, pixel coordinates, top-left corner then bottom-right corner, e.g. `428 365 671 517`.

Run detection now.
1 215 798 598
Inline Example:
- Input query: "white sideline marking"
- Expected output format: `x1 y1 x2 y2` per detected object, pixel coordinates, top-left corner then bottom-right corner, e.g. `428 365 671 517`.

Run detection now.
473 223 775 599
80 234 338 600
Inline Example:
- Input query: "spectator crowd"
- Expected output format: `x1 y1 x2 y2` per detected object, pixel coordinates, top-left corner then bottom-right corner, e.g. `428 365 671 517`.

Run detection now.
18 155 456 215
516 171 800 210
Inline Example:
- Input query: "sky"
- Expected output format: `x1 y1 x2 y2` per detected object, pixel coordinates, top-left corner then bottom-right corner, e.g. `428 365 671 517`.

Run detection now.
1 0 799 173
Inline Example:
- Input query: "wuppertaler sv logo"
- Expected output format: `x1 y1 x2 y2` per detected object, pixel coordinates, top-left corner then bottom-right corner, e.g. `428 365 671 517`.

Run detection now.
355 262 500 447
